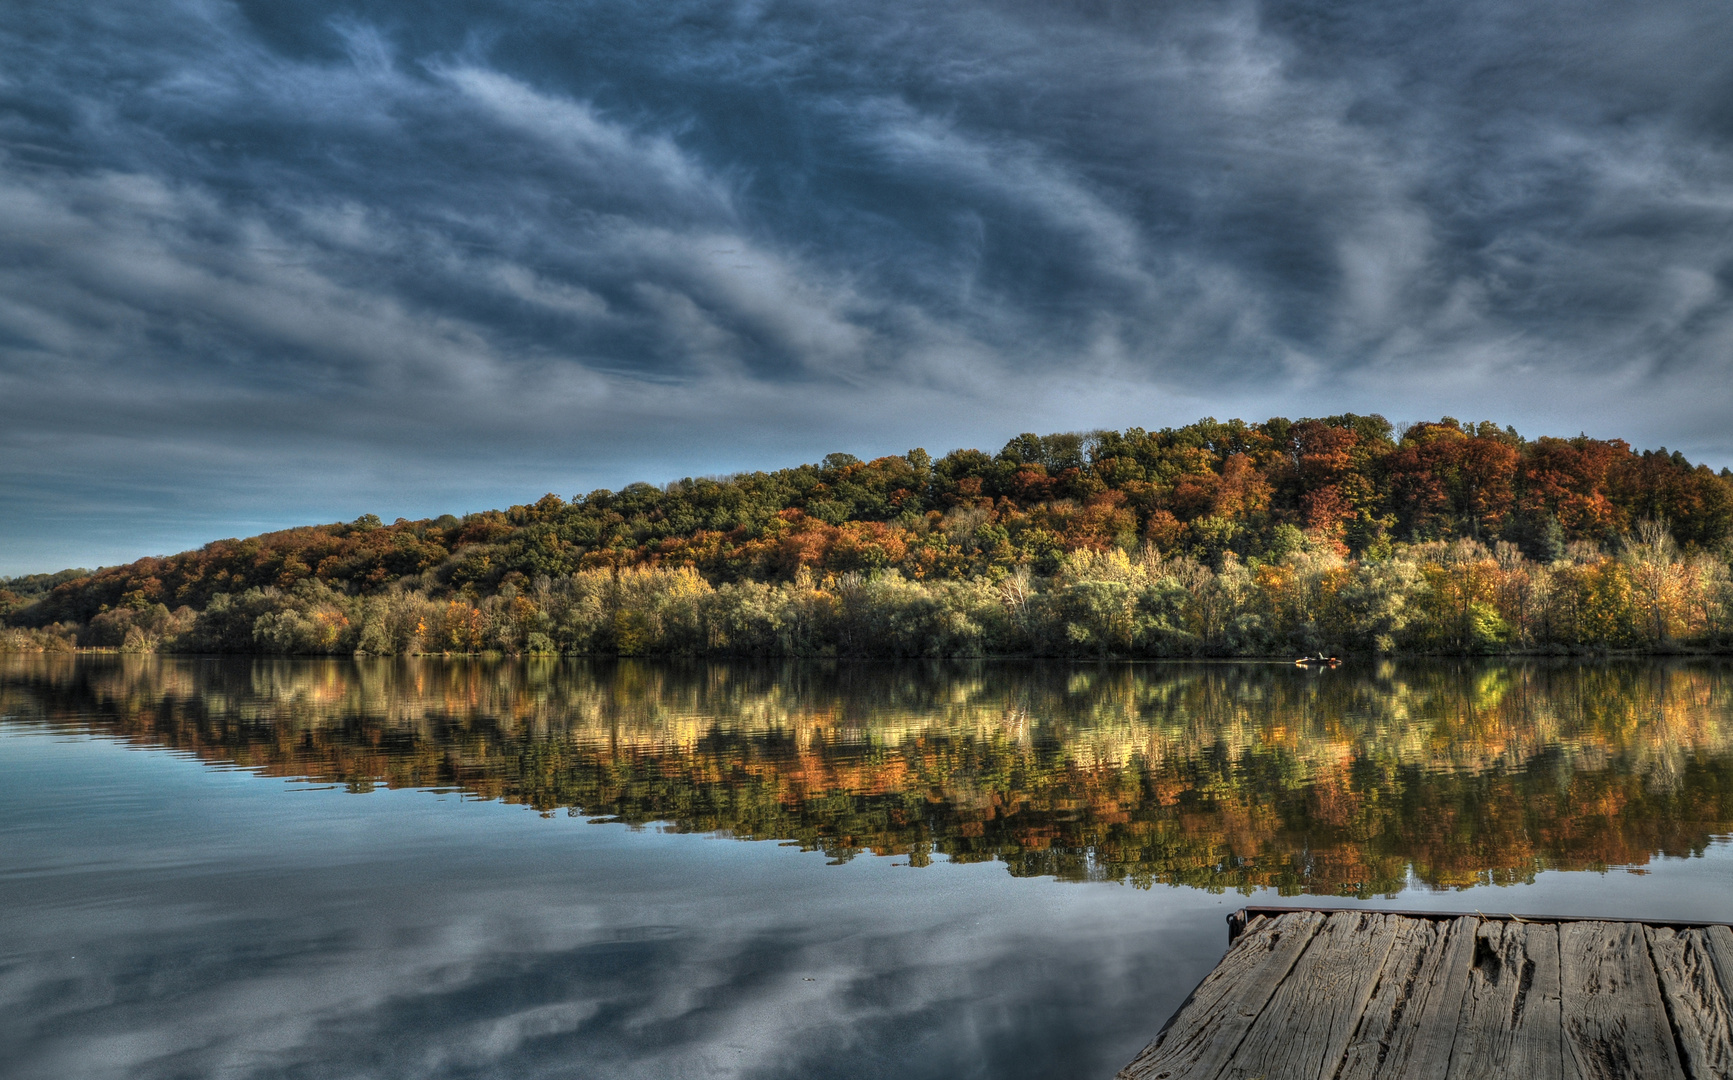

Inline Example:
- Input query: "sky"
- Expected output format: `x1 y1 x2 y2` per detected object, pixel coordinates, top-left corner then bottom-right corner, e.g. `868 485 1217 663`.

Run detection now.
4 0 1733 576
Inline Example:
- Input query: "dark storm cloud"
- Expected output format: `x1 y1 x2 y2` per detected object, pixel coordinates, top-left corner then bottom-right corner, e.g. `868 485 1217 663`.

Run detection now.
4 0 1733 570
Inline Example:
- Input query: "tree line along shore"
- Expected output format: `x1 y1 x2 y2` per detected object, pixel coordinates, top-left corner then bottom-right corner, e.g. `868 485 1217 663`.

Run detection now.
5 414 1733 658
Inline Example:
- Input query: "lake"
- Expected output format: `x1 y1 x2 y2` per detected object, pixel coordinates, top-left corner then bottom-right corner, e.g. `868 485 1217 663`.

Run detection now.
3 655 1732 1079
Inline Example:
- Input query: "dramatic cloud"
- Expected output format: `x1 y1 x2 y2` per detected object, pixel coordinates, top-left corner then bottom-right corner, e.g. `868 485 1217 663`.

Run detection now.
4 0 1732 571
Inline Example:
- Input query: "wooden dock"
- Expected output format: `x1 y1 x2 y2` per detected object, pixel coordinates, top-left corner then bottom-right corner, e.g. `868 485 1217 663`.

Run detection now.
1118 907 1733 1080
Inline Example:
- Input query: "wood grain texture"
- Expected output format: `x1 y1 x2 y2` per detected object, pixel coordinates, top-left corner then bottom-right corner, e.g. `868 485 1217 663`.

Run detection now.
1448 920 1569 1080
1217 910 1402 1080
1118 913 1732 1080
1559 920 1686 1080
1117 910 1324 1080
1337 915 1479 1080
1646 926 1733 1080
1336 916 1445 1080
1706 925 1733 1052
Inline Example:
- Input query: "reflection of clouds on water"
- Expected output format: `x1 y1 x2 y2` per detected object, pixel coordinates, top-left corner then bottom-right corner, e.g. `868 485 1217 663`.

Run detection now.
0 749 1221 1080
306 919 1130 1079
5 658 1733 1079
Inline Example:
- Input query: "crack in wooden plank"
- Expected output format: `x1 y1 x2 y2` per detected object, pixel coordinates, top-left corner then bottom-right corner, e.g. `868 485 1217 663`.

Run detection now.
1559 920 1687 1080
1218 911 1403 1080
1647 926 1733 1080
1447 920 1566 1080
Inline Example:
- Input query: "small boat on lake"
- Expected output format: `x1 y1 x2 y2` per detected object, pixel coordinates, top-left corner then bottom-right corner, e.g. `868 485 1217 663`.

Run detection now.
1294 654 1340 667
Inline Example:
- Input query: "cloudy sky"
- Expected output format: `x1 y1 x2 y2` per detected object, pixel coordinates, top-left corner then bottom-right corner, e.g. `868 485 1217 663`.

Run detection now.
4 0 1732 574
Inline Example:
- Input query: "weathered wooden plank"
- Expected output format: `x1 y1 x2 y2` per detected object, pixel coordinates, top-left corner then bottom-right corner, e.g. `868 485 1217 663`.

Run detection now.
1216 910 1403 1080
1705 925 1733 1043
1117 910 1325 1080
1646 926 1733 1080
1337 916 1445 1079
1336 915 1478 1080
1121 912 1733 1080
1235 907 1733 933
1559 920 1687 1080
1447 920 1570 1080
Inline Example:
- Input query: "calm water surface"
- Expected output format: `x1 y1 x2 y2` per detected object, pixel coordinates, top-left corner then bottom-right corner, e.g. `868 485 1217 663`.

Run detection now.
3 656 1732 1079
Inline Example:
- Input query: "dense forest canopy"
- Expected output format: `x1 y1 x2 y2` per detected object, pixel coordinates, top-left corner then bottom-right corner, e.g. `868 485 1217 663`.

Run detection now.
5 415 1733 656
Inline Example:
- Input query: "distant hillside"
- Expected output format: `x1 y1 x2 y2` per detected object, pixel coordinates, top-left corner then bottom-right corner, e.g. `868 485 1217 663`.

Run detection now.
5 415 1733 657
0 568 91 601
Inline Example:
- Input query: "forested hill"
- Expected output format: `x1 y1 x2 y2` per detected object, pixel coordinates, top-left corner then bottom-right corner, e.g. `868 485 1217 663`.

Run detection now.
6 414 1733 657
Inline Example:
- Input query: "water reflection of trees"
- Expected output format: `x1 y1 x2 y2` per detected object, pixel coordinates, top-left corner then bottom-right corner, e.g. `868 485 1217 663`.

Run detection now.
5 656 1732 897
